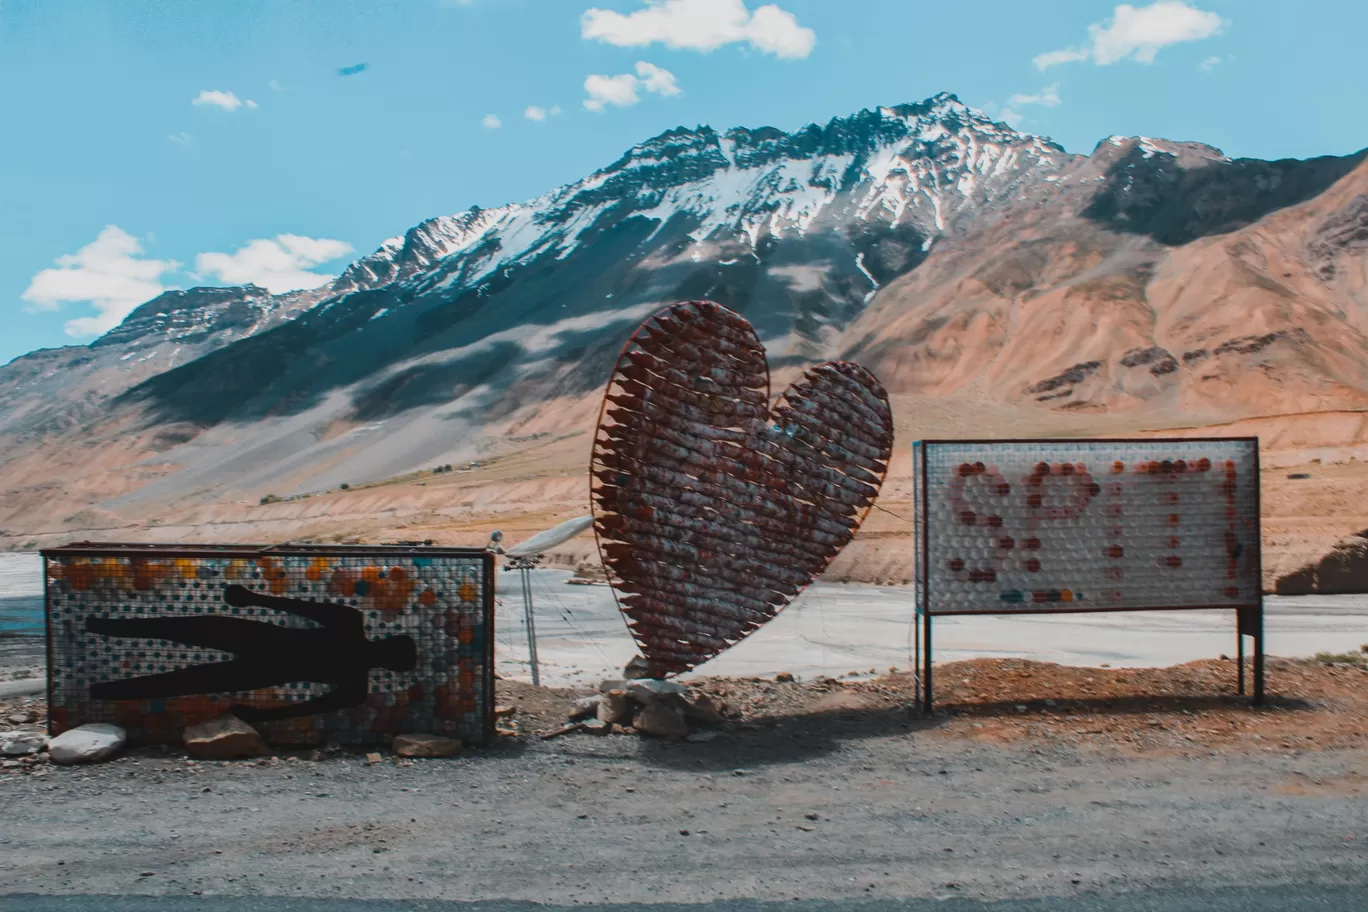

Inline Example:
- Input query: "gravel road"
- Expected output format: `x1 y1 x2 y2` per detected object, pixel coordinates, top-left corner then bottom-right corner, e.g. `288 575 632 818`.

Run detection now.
2 715 1364 904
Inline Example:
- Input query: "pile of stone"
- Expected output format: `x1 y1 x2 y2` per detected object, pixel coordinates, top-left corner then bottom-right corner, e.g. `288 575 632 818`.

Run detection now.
558 677 732 741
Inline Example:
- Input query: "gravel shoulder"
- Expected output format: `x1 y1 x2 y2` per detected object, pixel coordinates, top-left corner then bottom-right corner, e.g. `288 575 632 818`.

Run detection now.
2 658 1366 904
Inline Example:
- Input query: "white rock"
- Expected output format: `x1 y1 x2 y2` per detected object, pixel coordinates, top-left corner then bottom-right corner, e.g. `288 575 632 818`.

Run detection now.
48 724 126 765
626 679 687 704
0 732 47 757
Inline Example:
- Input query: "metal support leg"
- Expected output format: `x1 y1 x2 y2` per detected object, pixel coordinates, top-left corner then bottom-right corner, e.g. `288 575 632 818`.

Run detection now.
1237 603 1265 707
913 610 921 711
922 614 933 715
1237 622 1245 696
520 566 540 687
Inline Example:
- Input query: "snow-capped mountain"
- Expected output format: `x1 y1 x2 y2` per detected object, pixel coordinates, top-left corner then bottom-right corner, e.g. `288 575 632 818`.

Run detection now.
1 92 1366 545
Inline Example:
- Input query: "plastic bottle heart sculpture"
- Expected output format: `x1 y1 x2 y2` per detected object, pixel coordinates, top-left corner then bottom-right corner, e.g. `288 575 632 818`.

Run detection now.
589 300 895 677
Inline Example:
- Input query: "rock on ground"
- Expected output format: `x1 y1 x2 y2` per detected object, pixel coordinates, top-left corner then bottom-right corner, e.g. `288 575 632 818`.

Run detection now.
47 724 125 765
392 733 463 758
0 731 47 756
633 700 689 738
184 715 267 760
626 678 686 704
598 689 633 725
567 695 602 720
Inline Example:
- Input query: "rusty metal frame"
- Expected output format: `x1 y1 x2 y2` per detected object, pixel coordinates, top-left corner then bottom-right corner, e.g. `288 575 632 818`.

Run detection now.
912 436 1264 712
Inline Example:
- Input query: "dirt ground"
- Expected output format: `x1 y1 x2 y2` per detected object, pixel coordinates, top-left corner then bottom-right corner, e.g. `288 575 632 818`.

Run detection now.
2 657 1366 903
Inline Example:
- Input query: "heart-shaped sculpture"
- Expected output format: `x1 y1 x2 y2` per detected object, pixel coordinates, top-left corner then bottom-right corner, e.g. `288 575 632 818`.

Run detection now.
590 301 895 676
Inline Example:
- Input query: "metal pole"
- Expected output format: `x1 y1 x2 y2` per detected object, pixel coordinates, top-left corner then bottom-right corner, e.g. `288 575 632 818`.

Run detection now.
1253 597 1265 707
922 614 933 715
520 564 540 687
913 609 921 710
1237 618 1245 696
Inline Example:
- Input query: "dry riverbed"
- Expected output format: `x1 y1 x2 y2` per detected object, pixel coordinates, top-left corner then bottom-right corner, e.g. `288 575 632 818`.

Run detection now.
2 657 1366 903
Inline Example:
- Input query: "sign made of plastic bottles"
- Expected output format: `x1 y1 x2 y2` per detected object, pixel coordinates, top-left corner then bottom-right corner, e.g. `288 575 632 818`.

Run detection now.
913 438 1260 615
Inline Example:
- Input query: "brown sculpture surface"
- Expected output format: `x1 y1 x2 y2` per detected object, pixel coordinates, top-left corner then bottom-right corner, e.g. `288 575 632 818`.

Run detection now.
590 300 895 676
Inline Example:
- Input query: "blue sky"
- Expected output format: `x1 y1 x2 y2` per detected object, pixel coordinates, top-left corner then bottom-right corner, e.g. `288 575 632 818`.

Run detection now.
2 0 1365 365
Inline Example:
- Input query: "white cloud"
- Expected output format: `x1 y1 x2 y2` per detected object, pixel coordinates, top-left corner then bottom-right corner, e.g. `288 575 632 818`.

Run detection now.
269 79 284 91
192 89 257 111
634 60 680 95
583 61 680 112
524 105 548 121
1034 2 1225 69
1007 84 1062 108
168 132 193 145
481 113 502 129
194 235 353 295
21 226 180 338
1199 55 1222 71
582 0 814 58
1032 47 1091 69
999 109 1023 128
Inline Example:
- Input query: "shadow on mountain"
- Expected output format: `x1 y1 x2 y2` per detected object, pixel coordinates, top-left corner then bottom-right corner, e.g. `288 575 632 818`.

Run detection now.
1084 147 1367 246
116 214 893 431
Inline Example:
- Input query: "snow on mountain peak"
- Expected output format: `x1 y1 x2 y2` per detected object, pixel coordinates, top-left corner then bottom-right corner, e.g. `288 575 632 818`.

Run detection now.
324 94 1073 303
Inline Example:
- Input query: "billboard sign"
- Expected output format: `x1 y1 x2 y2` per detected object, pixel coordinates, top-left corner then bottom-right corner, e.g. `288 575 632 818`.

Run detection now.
913 438 1261 616
42 544 494 747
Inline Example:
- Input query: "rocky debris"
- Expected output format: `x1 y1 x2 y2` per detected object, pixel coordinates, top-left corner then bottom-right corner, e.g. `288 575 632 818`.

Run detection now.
684 695 725 725
184 715 268 760
0 731 47 757
626 678 687 704
633 701 689 739
568 696 602 720
774 672 795 683
48 724 126 765
580 718 610 735
392 734 463 758
7 710 37 725
597 679 625 693
365 752 383 764
597 690 633 725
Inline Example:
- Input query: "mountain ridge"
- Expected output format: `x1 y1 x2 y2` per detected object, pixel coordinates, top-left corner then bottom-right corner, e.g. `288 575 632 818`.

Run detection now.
1 93 1366 565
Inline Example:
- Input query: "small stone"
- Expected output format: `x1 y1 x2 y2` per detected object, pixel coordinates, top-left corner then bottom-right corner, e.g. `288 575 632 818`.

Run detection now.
598 679 626 693
678 829 690 836
626 678 687 705
633 701 689 738
598 690 633 725
493 704 517 718
568 695 602 720
685 730 719 743
805 812 820 820
580 718 610 735
365 752 383 764
1 760 19 769
184 715 267 760
1015 704 1028 713
48 724 126 765
308 749 324 762
1 733 46 757
392 734 462 758
8 711 37 725
775 672 795 683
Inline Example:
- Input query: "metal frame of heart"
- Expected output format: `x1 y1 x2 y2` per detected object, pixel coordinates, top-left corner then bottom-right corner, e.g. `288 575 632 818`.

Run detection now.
589 300 896 677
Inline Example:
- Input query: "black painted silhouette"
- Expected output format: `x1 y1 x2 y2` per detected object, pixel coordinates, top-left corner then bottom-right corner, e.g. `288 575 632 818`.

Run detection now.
84 584 417 724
